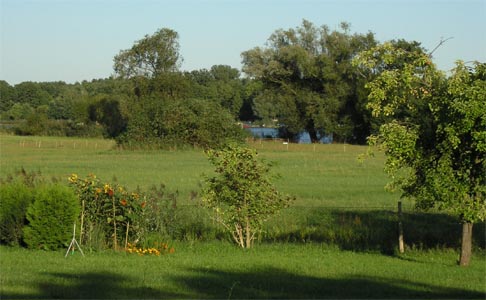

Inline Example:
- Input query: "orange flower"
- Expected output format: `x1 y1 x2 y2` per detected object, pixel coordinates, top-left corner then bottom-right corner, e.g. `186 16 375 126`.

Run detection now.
169 247 175 254
108 189 114 197
120 199 127 206
141 201 146 208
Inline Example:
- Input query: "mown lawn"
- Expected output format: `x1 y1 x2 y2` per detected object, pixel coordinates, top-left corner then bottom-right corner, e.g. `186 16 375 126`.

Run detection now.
1 243 485 299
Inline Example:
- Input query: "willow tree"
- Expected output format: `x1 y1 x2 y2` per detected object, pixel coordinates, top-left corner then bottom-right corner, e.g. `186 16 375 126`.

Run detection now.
354 43 486 266
241 20 376 142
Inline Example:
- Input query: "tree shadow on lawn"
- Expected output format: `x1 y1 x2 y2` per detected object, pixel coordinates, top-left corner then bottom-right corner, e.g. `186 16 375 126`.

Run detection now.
173 266 483 299
1 271 184 299
267 208 486 254
3 267 483 299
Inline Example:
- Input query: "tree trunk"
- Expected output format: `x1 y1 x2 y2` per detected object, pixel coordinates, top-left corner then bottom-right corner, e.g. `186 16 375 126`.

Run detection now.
245 216 251 248
307 127 319 144
459 222 473 266
398 201 404 254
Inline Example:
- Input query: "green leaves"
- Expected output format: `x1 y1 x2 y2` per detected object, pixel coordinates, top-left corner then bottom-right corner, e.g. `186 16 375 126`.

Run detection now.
114 28 181 79
356 41 486 224
202 145 293 248
242 20 377 142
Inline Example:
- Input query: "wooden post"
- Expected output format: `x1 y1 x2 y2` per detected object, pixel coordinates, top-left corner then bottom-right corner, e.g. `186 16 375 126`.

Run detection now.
125 221 130 250
398 200 404 253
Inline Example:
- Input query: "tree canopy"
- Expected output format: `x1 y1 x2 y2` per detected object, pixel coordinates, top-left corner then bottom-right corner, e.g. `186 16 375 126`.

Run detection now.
242 20 377 142
114 28 182 79
354 42 486 266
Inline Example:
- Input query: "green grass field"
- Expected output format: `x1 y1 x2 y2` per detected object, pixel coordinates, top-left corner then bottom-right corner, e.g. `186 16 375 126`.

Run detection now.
0 135 398 208
1 242 485 299
1 134 485 299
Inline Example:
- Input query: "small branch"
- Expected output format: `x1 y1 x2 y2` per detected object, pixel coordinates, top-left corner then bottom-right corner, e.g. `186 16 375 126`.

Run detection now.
429 37 453 57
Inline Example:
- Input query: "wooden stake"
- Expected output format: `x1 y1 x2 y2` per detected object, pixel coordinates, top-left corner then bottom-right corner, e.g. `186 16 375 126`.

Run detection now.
125 221 130 250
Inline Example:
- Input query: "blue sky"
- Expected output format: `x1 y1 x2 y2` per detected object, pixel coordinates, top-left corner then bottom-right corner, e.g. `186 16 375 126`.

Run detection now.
1 0 485 85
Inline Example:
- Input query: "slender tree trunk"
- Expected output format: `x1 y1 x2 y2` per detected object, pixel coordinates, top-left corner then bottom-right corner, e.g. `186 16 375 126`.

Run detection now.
398 201 404 253
245 216 251 248
459 222 473 266
112 196 117 251
235 224 244 248
80 200 85 244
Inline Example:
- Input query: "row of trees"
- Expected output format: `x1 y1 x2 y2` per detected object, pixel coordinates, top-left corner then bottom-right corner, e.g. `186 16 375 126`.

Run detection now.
0 67 249 144
1 21 431 146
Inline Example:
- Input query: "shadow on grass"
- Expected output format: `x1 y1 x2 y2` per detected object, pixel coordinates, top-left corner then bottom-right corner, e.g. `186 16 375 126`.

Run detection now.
266 208 486 253
2 267 483 299
174 267 484 299
1 271 183 299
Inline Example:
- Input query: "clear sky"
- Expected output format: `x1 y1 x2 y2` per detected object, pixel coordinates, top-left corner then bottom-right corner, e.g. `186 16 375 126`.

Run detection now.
1 0 485 85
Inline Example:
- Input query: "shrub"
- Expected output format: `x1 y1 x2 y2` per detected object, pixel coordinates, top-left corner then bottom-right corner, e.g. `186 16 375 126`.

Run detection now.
23 185 80 250
0 181 34 246
202 144 294 248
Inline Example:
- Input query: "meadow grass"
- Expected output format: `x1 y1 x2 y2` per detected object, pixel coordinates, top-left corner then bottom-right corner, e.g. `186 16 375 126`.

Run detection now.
1 135 485 298
0 135 398 208
1 243 485 299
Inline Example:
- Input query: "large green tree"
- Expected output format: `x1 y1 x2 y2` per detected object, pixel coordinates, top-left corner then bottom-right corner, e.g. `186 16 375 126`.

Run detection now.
114 28 182 79
186 65 243 118
14 82 52 108
0 80 16 113
242 20 376 142
354 42 486 266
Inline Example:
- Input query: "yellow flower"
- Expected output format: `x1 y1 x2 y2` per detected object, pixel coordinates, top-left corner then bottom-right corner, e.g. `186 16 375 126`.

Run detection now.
68 174 78 183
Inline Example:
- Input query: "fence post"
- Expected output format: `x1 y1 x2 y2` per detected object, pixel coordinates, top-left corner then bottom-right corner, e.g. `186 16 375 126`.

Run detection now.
398 200 404 253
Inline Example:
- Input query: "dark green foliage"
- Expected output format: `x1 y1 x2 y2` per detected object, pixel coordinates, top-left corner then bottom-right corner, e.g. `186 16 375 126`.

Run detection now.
23 185 80 250
0 181 34 245
186 65 244 119
13 82 52 108
13 119 104 137
118 97 247 149
15 106 49 135
263 208 485 252
87 97 128 138
242 20 377 142
0 80 17 112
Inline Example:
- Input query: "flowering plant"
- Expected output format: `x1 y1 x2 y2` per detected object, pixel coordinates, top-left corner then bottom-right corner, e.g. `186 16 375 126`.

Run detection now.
69 174 146 250
125 242 175 256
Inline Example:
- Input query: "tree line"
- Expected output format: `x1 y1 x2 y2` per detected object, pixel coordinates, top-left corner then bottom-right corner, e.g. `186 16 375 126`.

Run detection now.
1 20 430 147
